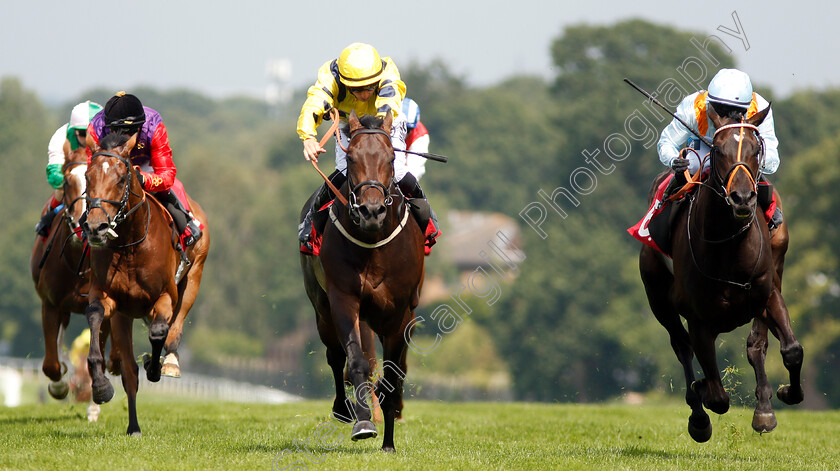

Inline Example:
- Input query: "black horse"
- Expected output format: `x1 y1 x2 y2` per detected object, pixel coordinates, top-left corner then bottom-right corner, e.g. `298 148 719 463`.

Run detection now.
639 104 803 442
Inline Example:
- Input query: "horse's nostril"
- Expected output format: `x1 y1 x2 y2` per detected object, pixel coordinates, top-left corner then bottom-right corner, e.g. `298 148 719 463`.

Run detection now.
375 205 386 216
97 223 109 233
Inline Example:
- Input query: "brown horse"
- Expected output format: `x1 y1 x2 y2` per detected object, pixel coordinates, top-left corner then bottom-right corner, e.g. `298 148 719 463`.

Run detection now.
30 143 118 404
300 112 424 452
639 104 803 442
82 131 210 435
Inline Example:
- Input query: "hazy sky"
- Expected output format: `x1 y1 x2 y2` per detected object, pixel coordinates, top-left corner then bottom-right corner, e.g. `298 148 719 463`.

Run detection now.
3 0 836 104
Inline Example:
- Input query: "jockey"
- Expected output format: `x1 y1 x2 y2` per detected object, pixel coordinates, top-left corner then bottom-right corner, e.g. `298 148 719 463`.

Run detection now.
87 91 202 246
658 68 783 229
402 97 429 181
35 100 103 236
297 43 440 251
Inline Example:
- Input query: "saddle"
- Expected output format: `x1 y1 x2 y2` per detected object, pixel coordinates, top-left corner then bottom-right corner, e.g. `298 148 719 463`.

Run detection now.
628 173 778 257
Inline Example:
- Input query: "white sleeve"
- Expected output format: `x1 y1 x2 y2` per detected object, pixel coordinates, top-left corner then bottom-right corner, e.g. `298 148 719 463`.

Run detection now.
754 94 779 174
406 134 429 181
657 93 700 168
47 125 68 166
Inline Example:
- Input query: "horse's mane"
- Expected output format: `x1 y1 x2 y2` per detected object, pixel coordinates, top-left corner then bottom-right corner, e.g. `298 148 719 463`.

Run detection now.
99 132 131 151
341 114 385 134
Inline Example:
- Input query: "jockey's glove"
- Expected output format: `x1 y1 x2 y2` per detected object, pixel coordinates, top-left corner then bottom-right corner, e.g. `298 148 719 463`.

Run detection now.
670 157 689 173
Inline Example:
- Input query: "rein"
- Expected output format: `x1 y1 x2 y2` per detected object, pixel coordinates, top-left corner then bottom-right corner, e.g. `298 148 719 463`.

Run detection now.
712 122 762 200
87 151 150 248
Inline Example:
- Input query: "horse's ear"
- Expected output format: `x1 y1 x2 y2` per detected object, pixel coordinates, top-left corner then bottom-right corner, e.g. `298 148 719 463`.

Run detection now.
348 110 362 134
382 111 393 134
86 133 99 153
748 103 771 127
707 102 725 129
125 133 138 153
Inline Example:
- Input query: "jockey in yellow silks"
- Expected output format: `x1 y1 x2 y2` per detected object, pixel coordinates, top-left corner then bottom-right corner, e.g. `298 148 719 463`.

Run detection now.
297 43 440 252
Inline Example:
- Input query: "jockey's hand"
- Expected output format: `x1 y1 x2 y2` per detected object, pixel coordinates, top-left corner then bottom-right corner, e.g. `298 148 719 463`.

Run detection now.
133 166 146 188
671 157 689 173
303 139 326 163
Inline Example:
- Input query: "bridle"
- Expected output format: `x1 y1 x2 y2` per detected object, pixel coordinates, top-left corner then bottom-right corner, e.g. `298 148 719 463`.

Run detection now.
709 121 765 205
685 120 767 290
85 151 150 248
343 127 401 224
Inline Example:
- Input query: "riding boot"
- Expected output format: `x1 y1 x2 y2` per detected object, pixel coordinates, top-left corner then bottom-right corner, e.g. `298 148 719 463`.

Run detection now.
397 173 441 251
758 175 784 230
35 203 64 237
299 170 346 248
158 190 202 247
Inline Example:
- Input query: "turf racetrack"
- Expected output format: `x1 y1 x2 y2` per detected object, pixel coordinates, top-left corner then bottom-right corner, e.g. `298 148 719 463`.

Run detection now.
2 398 837 470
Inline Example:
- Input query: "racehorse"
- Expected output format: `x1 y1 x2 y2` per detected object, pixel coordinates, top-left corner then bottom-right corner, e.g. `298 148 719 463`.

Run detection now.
300 111 424 452
82 131 210 435
639 104 803 442
30 142 117 413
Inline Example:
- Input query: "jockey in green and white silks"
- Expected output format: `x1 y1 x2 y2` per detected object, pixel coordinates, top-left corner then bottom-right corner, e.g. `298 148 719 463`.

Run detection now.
36 101 103 237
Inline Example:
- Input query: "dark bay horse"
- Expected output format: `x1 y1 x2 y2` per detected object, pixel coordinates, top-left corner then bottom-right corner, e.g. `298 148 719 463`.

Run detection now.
639 104 803 442
82 132 210 435
30 142 117 408
300 112 424 452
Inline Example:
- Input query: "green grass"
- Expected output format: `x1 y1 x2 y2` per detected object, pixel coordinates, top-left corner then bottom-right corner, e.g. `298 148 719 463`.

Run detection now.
1 395 838 470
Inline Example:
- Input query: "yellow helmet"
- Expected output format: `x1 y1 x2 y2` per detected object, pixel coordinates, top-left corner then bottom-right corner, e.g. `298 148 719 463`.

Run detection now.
337 43 384 87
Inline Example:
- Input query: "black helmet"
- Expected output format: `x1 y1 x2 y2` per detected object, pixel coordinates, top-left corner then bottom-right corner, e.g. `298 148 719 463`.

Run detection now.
104 91 146 129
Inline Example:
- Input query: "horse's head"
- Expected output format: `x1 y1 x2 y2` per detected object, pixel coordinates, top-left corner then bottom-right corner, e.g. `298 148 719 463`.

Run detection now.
62 145 89 233
708 103 771 219
82 132 143 246
345 111 396 232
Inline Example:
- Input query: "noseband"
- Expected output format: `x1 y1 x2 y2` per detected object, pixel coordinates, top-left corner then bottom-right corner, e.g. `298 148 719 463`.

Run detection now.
86 152 148 243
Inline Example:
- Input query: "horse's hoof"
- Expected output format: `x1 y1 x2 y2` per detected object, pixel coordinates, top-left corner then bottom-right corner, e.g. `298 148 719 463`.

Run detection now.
127 428 142 437
92 379 114 404
777 385 804 405
752 411 777 433
161 353 180 378
381 445 396 453
48 381 69 400
160 363 181 378
688 415 713 443
351 420 377 441
107 358 122 376
87 403 101 422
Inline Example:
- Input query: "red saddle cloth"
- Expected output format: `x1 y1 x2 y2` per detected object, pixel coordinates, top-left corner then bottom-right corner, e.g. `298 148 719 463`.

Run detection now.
627 174 776 257
299 200 440 256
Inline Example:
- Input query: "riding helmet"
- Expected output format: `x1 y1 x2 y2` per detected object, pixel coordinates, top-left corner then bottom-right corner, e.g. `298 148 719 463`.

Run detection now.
707 69 753 109
337 43 384 88
104 91 146 128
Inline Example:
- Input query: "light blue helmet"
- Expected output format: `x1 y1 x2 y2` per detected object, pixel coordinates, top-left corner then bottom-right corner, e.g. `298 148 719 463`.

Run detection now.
707 69 753 109
401 97 420 129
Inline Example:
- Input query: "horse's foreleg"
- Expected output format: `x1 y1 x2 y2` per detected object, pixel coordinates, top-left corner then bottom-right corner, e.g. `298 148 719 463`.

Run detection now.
329 294 376 441
640 250 710 442
689 323 729 415
764 288 804 405
163 259 206 377
41 303 67 397
326 345 352 423
101 319 121 376
747 317 776 433
86 296 114 404
145 295 172 383
110 314 141 435
378 321 411 453
359 322 383 423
